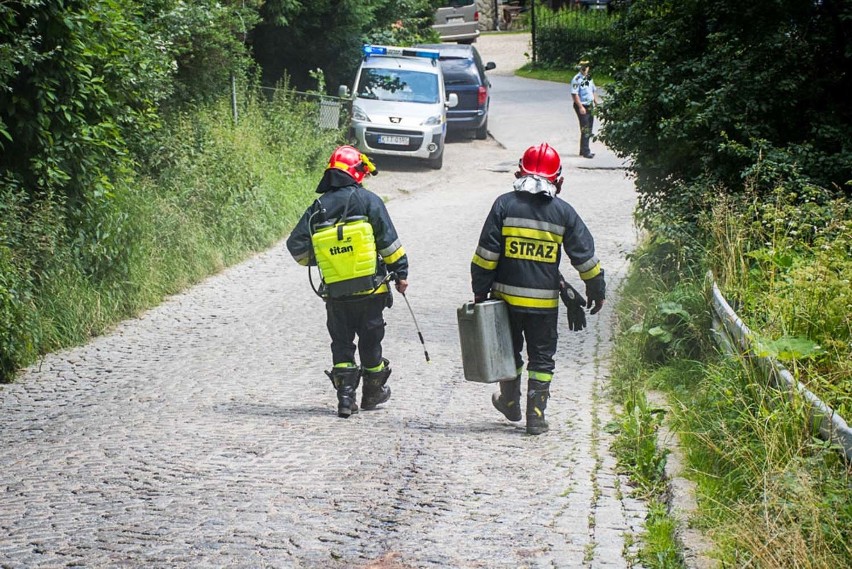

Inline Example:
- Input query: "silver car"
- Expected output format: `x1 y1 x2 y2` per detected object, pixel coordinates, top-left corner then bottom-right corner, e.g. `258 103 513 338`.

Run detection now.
344 46 458 170
433 0 480 44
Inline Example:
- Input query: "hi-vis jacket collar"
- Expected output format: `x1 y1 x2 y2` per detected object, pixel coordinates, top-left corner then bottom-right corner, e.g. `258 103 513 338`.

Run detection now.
513 175 557 198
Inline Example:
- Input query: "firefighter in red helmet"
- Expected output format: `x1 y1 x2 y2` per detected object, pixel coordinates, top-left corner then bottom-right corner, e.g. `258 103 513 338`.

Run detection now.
287 145 409 418
471 142 605 435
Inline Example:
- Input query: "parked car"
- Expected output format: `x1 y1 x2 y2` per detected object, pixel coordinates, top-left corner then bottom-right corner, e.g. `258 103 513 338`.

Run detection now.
433 0 480 44
339 45 458 170
416 43 495 140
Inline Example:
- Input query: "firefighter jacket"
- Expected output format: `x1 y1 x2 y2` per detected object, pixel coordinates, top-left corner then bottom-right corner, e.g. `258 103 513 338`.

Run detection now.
287 169 408 295
471 187 600 312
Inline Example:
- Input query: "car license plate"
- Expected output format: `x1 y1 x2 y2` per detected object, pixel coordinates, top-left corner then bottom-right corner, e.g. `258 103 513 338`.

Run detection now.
378 135 409 146
448 16 464 24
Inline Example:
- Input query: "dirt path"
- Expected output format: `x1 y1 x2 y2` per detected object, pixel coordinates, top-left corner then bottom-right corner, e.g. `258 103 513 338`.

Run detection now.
0 33 644 568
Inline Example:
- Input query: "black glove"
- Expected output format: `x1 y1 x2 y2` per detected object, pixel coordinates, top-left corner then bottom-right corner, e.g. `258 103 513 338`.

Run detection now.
584 270 606 315
559 274 587 331
474 292 489 304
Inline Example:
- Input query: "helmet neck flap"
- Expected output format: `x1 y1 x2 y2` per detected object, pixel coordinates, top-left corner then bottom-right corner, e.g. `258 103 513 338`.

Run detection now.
513 175 559 198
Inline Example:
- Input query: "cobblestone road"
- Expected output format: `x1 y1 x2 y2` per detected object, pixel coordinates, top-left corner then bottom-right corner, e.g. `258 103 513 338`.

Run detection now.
0 34 643 568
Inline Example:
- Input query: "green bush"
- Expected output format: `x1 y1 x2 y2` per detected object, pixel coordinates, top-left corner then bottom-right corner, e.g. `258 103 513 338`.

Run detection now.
0 89 341 382
706 191 852 417
254 0 442 93
600 0 852 226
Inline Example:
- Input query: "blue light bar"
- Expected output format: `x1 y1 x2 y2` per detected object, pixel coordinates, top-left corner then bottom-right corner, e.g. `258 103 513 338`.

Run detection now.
362 44 440 60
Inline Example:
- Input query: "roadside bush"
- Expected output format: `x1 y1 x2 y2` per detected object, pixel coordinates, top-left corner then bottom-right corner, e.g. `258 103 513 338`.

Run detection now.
0 88 341 382
253 0 441 93
119 90 339 307
600 0 852 225
148 0 260 108
617 238 711 366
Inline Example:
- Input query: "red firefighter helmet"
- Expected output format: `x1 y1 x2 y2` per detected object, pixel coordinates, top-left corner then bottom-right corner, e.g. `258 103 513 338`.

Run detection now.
327 145 377 183
518 143 562 182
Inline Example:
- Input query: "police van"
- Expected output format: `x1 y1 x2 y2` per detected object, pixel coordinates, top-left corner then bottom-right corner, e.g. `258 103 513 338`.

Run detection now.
340 45 458 170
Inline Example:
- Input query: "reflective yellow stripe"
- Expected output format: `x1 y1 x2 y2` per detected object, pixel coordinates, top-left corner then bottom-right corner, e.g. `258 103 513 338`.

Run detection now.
293 250 311 265
575 256 600 273
528 370 553 382
334 362 357 368
383 245 406 265
472 254 498 270
492 290 559 309
502 226 563 243
493 282 558 299
579 263 601 280
353 283 389 295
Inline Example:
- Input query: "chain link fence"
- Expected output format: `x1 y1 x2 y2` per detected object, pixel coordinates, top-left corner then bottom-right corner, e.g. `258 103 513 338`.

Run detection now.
242 85 352 133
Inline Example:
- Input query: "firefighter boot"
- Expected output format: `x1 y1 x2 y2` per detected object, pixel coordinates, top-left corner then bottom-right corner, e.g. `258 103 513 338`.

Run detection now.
361 358 392 410
325 366 360 418
492 376 522 421
526 379 551 435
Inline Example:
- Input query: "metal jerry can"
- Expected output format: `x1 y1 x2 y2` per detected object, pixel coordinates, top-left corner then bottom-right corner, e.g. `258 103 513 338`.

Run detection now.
457 299 516 383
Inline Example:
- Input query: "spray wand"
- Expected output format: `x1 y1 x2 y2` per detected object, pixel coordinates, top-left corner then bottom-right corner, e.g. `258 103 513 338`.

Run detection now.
401 291 430 363
390 272 430 363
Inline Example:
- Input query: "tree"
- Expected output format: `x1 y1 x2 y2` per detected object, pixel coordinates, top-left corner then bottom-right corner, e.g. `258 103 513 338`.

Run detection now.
138 0 261 107
599 0 852 226
252 0 441 93
0 0 171 206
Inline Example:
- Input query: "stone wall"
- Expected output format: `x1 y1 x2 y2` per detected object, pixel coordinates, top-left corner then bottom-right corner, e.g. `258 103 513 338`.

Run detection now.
479 1 528 32
478 0 497 31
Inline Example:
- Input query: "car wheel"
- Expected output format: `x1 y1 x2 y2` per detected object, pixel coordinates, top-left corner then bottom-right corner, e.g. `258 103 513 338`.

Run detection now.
427 150 444 170
475 119 488 140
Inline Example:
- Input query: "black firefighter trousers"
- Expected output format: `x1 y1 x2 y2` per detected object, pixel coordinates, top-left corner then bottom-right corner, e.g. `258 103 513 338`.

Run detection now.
326 294 388 369
507 308 558 379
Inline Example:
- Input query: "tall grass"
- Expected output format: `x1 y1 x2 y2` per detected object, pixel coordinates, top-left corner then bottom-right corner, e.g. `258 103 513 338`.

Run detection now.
1 89 340 378
706 191 852 418
609 230 852 567
674 358 852 567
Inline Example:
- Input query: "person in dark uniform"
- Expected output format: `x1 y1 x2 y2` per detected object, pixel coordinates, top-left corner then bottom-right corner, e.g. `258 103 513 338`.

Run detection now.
287 145 409 418
471 142 605 434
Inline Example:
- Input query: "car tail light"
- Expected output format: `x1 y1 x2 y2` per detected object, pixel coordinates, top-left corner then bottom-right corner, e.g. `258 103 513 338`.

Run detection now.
477 86 487 106
475 11 479 21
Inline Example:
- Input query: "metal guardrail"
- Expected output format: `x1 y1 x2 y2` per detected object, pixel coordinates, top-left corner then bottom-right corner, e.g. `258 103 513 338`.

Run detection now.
708 272 852 462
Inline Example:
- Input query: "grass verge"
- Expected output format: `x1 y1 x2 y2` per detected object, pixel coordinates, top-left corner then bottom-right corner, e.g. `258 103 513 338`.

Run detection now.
608 237 852 567
517 62 614 86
